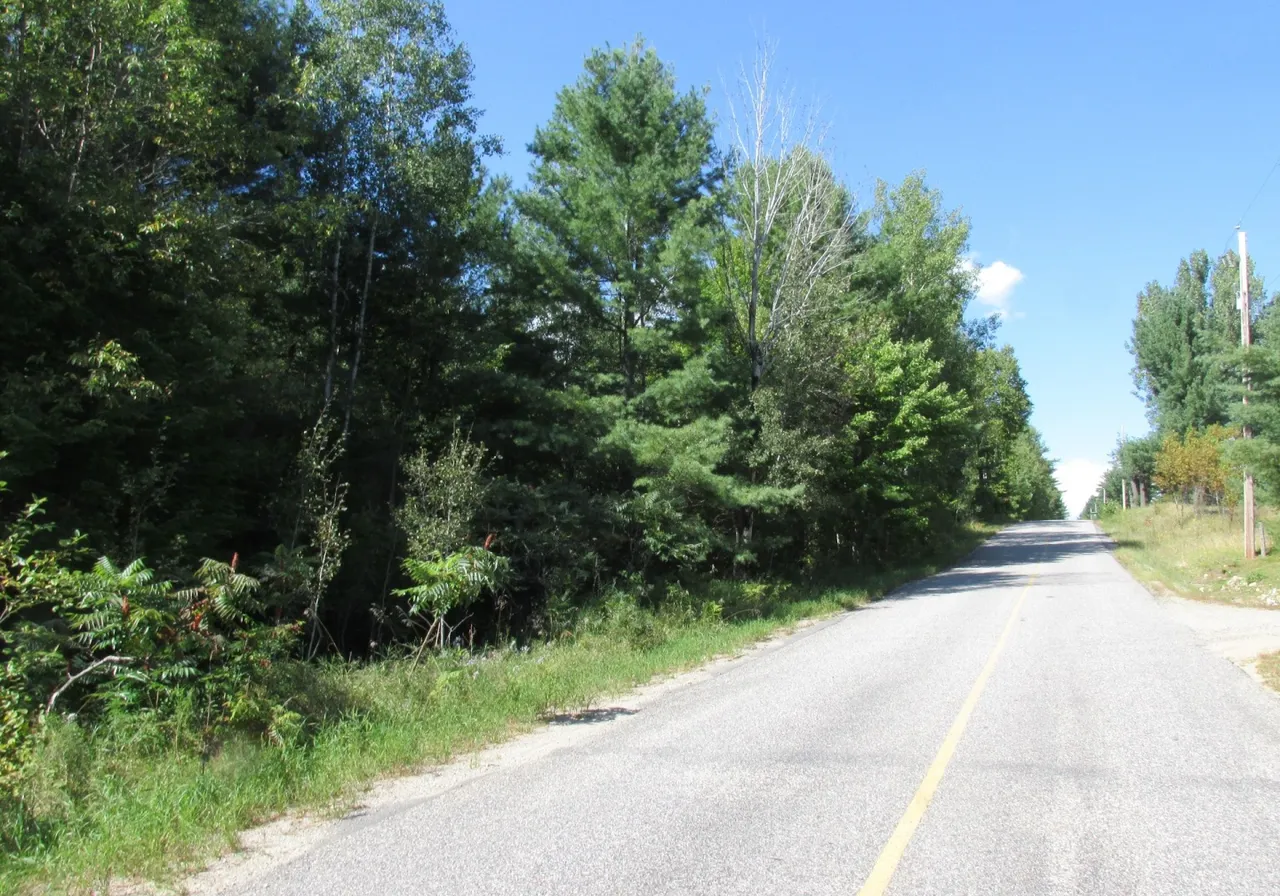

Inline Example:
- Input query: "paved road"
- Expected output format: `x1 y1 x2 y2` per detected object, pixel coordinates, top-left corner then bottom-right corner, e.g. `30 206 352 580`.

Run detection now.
209 521 1280 895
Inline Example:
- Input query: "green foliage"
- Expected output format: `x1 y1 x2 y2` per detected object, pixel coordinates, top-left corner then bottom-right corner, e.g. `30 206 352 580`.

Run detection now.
400 550 502 622
517 38 719 400
0 2 1060 647
0 531 994 891
1001 429 1067 520
827 329 973 559
856 174 975 364
270 417 351 657
394 432 506 647
0 8 1068 882
47 552 298 741
970 346 1032 517
1117 433 1160 504
397 548 508 648
1222 342 1280 504
398 431 490 561
0 484 84 786
0 450 304 797
71 340 166 404
1129 249 1269 434
1106 246 1277 518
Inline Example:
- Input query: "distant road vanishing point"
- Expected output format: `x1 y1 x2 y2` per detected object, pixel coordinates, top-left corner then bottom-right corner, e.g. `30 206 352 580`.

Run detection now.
202 521 1280 896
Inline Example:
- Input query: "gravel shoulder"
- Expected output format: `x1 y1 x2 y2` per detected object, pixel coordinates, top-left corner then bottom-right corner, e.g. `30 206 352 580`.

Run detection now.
1154 592 1280 686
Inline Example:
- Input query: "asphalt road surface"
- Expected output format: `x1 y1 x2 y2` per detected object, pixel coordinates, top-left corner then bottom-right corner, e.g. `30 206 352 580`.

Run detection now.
212 521 1280 895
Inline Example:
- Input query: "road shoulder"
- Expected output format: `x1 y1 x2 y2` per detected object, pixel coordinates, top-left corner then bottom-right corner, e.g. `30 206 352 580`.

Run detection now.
182 612 846 896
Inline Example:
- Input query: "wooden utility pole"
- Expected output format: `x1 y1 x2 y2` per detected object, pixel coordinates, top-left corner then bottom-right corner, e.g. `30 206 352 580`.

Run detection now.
1240 229 1255 559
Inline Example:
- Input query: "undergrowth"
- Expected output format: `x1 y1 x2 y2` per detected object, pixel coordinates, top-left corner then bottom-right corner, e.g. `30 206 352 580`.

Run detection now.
1098 503 1280 609
0 523 991 893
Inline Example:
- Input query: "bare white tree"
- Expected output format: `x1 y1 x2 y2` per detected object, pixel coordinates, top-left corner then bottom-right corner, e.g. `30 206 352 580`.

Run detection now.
721 45 856 390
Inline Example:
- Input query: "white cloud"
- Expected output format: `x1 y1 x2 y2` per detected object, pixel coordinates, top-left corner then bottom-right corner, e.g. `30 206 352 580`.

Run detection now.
1055 458 1107 519
974 260 1025 317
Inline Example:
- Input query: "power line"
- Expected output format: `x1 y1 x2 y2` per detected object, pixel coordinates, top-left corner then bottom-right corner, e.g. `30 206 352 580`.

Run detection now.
1220 150 1280 258
1236 152 1280 228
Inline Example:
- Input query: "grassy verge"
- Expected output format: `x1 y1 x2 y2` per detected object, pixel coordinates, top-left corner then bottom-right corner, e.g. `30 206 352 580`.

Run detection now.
1 524 993 893
1259 652 1280 694
1097 503 1280 608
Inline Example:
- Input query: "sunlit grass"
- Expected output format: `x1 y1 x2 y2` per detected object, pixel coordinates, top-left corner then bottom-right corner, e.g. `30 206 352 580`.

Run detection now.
0 525 992 894
1258 651 1280 694
1098 503 1280 608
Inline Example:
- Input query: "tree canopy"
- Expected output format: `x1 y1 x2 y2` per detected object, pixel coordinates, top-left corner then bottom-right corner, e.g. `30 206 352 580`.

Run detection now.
0 4 1063 775
1097 246 1277 515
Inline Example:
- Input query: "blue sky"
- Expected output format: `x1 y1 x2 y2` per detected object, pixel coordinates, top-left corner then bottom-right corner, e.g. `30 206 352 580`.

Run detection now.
449 0 1280 516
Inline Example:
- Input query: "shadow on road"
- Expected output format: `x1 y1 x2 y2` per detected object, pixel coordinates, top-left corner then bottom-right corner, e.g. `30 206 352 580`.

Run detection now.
545 707 638 726
872 523 1116 601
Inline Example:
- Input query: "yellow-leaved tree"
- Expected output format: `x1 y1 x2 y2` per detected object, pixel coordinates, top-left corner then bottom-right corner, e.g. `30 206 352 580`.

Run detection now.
1153 425 1238 512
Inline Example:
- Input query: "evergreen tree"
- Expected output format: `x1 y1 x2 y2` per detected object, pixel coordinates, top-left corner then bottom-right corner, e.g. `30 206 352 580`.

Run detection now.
1129 249 1268 434
0 11 1064 658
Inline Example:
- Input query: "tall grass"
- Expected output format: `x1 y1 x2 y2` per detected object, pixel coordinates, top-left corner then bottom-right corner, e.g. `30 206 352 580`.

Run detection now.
0 529 990 893
1099 502 1280 607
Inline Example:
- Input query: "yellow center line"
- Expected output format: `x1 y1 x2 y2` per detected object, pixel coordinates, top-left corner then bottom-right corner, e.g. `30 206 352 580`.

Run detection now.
855 573 1038 896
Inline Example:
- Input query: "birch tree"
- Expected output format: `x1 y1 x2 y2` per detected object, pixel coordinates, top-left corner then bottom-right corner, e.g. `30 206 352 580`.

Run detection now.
301 0 479 436
719 47 856 390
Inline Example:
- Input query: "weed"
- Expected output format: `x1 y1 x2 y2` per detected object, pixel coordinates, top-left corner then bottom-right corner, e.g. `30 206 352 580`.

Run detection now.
1098 504 1280 609
0 526 990 892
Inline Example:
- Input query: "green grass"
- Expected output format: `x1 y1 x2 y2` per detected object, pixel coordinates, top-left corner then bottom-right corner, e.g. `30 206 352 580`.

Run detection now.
1259 651 1280 694
0 525 993 894
1098 503 1280 609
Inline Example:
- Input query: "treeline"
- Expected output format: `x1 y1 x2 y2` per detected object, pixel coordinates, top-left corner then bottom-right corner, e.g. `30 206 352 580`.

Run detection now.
1088 248 1277 515
0 0 1062 772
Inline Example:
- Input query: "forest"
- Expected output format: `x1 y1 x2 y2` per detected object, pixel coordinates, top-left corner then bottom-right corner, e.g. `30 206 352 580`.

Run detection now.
0 0 1063 876
1090 246 1278 515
